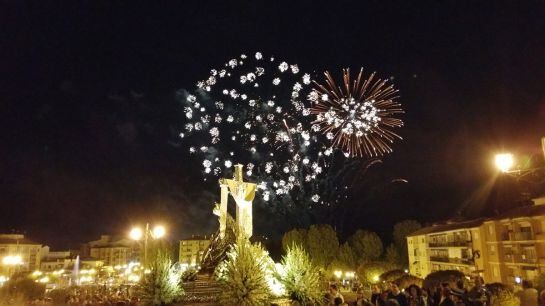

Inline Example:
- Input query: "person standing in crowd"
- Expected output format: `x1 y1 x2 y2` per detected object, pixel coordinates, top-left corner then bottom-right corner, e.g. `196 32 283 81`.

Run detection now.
371 285 382 305
388 282 408 306
329 284 345 305
516 280 538 306
439 283 455 306
407 284 426 306
450 288 466 306
377 289 392 306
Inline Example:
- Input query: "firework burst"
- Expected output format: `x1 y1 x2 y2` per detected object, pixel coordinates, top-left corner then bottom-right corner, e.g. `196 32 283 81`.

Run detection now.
179 52 329 203
308 68 404 157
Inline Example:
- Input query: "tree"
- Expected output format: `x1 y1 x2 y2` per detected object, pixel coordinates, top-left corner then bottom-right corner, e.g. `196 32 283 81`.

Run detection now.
282 228 307 252
487 283 519 306
306 224 339 269
422 270 466 290
393 220 421 266
349 230 383 263
137 250 184 305
385 243 401 268
356 261 391 286
379 269 406 283
277 245 323 305
216 236 272 306
333 242 357 271
0 276 45 301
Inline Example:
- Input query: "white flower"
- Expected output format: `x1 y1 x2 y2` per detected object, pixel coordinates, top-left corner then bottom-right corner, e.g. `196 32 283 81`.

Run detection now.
224 160 232 168
179 132 185 138
227 115 234 122
312 194 320 202
200 146 208 152
228 59 237 68
272 78 281 85
255 52 263 60
290 64 299 74
203 160 212 168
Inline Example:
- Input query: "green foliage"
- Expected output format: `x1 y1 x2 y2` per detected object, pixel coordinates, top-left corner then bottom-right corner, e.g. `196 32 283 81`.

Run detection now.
385 243 402 268
277 245 324 306
333 242 357 271
349 230 383 263
217 236 272 306
282 228 307 252
393 220 421 266
0 276 45 302
379 269 405 283
306 224 339 269
357 261 392 286
422 270 465 290
137 250 184 305
487 283 519 306
394 274 424 290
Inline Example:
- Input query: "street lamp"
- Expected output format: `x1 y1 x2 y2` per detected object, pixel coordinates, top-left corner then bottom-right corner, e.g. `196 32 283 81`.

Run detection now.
152 225 166 239
2 255 22 266
129 228 143 241
2 255 22 277
129 223 167 268
495 153 514 173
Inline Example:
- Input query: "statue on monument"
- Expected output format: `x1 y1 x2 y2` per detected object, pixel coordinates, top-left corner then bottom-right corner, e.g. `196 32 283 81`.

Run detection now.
200 164 257 272
217 164 256 238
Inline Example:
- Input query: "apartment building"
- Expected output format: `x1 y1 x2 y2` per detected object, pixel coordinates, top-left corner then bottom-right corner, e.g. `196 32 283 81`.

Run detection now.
85 235 135 267
179 235 210 268
408 198 545 285
0 234 42 275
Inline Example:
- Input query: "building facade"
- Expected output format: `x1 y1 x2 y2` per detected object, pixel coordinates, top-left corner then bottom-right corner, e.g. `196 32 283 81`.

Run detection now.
408 199 545 285
179 235 210 268
85 235 135 267
0 234 42 276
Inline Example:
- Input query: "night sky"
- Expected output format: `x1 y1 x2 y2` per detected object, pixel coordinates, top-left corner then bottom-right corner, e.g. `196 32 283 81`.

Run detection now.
2 1 545 249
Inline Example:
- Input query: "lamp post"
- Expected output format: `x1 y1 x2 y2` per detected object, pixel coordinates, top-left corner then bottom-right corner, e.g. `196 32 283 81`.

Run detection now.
129 223 166 268
2 255 23 277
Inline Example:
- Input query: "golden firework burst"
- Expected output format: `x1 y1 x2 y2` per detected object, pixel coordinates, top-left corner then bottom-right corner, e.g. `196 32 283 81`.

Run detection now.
308 68 404 157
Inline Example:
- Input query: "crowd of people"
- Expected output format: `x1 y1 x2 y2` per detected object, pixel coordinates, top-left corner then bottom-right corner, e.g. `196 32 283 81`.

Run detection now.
327 276 545 306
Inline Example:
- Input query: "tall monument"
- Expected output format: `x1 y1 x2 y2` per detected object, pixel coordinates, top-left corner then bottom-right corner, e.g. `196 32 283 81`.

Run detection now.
217 164 256 238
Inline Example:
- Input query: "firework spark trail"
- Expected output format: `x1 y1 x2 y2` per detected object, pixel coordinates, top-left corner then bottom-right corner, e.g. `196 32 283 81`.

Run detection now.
309 68 404 157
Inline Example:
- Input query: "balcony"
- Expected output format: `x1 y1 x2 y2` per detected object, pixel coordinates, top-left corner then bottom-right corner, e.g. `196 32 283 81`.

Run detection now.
429 256 474 265
501 232 534 241
428 240 471 248
503 254 537 264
